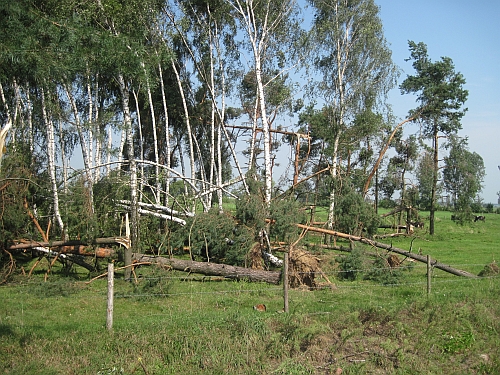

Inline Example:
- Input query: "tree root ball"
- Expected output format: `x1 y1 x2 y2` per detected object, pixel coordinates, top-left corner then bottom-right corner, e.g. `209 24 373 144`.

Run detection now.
288 247 322 288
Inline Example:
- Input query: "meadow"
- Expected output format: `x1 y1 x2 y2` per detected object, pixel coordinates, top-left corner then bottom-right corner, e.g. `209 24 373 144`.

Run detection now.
1 210 499 374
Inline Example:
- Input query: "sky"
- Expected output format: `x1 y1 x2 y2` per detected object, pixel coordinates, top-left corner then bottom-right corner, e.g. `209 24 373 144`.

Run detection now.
375 0 500 203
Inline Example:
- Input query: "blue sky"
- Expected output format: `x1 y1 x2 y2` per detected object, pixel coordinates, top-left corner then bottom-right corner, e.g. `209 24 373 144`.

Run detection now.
376 0 500 203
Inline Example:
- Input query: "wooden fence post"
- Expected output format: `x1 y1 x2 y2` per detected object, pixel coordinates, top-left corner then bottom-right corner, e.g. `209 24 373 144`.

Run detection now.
283 250 289 313
427 255 431 295
107 262 114 331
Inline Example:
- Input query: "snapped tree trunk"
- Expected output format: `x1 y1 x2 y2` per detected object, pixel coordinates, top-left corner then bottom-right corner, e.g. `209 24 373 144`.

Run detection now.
297 224 478 278
132 254 282 284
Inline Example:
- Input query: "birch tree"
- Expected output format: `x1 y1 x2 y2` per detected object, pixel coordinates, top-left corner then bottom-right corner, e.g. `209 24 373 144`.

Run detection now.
227 0 302 206
308 0 397 230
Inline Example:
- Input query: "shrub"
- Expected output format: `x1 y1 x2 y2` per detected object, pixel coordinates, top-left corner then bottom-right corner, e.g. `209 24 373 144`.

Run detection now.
336 247 364 281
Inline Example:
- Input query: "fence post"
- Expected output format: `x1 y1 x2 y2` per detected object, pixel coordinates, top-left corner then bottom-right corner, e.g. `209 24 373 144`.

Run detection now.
427 255 431 295
283 250 289 313
107 262 114 331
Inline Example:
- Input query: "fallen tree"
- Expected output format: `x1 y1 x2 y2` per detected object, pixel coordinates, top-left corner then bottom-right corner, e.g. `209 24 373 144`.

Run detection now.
297 224 478 278
132 253 282 284
7 237 130 251
7 239 282 284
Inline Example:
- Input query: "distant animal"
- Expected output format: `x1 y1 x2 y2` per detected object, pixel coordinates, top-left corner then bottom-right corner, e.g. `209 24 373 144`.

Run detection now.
253 304 266 312
474 215 486 222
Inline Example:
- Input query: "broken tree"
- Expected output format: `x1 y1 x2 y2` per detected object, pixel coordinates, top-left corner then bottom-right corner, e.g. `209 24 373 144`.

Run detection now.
132 254 281 284
297 224 478 278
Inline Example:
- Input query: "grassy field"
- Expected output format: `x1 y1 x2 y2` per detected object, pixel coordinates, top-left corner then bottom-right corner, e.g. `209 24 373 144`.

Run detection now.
1 211 500 374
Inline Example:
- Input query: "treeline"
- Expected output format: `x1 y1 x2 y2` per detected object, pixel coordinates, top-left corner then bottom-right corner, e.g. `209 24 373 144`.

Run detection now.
0 0 484 269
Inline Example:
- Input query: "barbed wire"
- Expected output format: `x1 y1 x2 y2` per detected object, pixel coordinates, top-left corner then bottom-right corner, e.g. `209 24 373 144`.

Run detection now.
2 262 497 300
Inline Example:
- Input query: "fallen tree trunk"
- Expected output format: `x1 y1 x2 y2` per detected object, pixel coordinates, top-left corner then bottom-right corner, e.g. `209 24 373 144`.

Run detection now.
31 246 95 272
8 237 130 251
132 254 282 284
297 224 478 278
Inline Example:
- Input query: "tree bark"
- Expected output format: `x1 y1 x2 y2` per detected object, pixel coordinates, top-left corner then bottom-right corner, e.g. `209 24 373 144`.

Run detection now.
429 128 439 235
132 253 282 284
118 74 137 280
362 115 416 198
41 86 66 239
8 237 130 251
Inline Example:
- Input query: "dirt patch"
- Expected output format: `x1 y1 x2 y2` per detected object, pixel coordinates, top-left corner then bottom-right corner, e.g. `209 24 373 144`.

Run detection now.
478 262 499 277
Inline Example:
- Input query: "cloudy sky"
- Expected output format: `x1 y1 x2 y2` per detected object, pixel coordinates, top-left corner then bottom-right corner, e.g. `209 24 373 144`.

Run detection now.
376 0 500 203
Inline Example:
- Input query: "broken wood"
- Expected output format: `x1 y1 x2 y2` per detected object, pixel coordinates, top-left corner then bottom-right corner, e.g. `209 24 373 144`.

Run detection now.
8 237 130 251
132 254 282 284
363 114 419 197
297 224 478 278
30 246 96 272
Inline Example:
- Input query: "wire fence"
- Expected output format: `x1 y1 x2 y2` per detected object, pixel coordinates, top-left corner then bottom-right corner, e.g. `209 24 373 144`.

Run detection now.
2 259 497 331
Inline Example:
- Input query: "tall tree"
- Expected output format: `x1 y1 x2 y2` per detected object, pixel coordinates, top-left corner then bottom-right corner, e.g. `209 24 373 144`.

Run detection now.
227 0 302 205
308 0 398 230
389 133 419 223
400 41 468 234
443 136 484 216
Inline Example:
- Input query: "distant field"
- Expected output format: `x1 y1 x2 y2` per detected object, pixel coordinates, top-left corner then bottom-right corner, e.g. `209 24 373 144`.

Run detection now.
1 211 499 374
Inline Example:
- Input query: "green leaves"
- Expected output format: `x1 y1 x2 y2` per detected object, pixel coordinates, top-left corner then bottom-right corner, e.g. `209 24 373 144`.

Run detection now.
400 41 468 136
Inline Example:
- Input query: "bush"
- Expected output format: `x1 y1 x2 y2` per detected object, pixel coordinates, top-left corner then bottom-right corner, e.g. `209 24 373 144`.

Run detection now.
336 247 364 281
333 187 380 236
363 256 403 285
177 209 253 266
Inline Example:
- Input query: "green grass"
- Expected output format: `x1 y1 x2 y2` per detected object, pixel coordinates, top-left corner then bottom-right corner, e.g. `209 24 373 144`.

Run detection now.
1 211 500 374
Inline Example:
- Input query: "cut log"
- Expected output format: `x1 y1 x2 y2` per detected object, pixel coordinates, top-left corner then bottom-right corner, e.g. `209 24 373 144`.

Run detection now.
132 254 282 284
297 224 478 278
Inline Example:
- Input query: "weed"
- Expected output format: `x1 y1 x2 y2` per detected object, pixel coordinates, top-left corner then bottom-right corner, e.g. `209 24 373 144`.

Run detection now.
441 331 475 353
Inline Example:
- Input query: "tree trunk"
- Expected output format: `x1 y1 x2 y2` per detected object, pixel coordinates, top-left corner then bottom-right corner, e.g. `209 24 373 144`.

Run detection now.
429 127 439 235
171 59 201 212
132 88 145 198
63 83 95 214
363 116 416 197
327 134 340 231
118 74 137 281
41 86 66 239
143 63 161 204
132 254 282 284
297 224 478 278
158 62 171 206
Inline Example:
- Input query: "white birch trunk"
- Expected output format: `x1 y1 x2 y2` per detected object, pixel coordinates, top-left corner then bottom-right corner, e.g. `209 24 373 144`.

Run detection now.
26 90 34 154
0 82 13 168
132 89 145 199
158 62 171 206
58 118 69 199
327 134 340 230
85 71 95 183
171 59 207 212
208 34 216 209
142 63 161 204
91 77 101 182
63 83 95 213
118 74 137 280
230 0 276 205
41 86 66 239
106 126 112 177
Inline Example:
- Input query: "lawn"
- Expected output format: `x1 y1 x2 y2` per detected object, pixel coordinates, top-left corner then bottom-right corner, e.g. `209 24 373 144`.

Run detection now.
1 211 499 374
